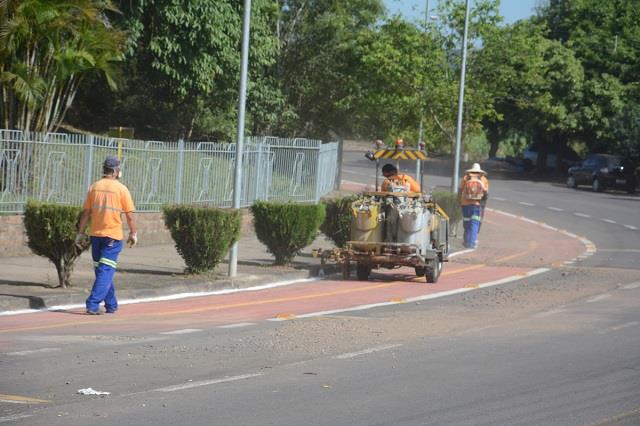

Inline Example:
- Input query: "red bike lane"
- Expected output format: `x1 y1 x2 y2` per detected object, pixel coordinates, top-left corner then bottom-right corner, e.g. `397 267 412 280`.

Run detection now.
0 209 589 346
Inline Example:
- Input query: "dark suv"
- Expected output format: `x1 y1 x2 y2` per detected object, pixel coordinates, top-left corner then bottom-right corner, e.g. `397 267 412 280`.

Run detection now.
567 154 636 193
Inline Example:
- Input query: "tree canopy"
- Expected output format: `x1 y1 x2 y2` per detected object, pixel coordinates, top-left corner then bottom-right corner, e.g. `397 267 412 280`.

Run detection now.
1 0 638 165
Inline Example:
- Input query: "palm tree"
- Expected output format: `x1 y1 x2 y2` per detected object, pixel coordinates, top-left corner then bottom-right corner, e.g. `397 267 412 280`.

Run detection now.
0 0 124 133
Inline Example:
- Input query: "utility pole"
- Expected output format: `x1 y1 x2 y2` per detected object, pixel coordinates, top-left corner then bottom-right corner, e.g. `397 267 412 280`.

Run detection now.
228 0 252 277
451 0 471 193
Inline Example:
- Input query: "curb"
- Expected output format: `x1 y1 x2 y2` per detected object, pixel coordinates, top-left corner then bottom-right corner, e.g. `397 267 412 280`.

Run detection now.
0 263 342 316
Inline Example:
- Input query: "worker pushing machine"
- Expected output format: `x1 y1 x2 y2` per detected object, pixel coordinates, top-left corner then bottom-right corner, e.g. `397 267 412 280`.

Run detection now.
76 155 137 315
381 164 421 193
458 163 489 249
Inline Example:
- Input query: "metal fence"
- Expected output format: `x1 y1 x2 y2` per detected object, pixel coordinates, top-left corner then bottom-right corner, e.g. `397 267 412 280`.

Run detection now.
0 130 339 213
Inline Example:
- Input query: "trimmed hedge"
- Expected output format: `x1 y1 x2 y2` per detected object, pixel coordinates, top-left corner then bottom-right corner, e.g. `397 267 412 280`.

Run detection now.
251 201 326 265
431 191 462 225
163 205 241 274
23 201 90 288
320 195 357 248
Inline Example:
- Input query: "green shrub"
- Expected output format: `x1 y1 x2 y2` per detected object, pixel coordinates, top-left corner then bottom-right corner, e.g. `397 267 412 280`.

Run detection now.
163 205 241 274
320 195 357 248
23 201 90 288
251 201 326 265
431 191 462 225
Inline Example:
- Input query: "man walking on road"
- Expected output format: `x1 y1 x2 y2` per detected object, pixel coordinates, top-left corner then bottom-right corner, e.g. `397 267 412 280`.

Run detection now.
458 163 489 249
76 155 137 315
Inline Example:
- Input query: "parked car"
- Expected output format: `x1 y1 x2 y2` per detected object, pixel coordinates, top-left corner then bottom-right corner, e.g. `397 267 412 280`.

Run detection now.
522 145 580 171
566 154 636 193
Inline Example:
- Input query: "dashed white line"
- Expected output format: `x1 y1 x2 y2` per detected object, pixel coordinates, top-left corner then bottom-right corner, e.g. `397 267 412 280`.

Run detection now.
574 212 591 218
547 206 564 212
6 347 61 356
587 294 612 303
160 329 202 335
153 373 264 393
333 344 402 360
218 322 255 329
0 414 32 423
493 197 506 201
602 218 617 224
606 321 639 332
623 225 638 231
519 201 535 206
534 308 566 318
622 283 640 290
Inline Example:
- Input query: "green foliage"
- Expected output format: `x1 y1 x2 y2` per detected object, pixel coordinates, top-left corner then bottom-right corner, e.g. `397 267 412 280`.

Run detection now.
163 205 241 274
431 191 462 225
320 195 358 248
0 0 124 132
251 201 326 265
70 0 282 140
23 201 89 288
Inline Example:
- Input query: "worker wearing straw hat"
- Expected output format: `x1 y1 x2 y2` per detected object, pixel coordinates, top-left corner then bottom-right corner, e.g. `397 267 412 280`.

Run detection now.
458 163 489 249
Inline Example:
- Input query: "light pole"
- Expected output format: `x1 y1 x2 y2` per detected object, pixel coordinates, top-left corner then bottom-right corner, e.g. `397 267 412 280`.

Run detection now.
229 0 252 277
451 0 471 193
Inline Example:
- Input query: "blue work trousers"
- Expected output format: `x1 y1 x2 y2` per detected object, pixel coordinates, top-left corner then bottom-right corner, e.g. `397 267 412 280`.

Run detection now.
86 237 123 312
462 204 482 249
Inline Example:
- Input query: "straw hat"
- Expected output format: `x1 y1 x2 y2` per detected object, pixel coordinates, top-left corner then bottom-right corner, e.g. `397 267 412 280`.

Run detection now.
465 163 486 175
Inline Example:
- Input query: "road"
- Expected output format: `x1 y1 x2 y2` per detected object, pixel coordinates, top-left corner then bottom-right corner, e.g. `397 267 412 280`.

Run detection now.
1 149 639 425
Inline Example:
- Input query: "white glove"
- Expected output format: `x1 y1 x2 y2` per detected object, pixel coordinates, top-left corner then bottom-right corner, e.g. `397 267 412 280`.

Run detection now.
74 233 85 249
127 232 138 248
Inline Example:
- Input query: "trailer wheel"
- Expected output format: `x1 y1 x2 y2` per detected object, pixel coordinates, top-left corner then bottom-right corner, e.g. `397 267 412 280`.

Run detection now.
356 263 370 281
414 266 426 277
425 258 442 283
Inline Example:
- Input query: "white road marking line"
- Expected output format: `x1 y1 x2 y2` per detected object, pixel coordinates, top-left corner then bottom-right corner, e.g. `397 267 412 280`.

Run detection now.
493 197 506 201
623 225 638 230
274 269 551 320
562 231 578 238
6 347 61 356
607 321 639 332
547 206 564 211
519 201 535 206
334 344 402 360
0 414 32 422
541 223 558 231
153 373 263 393
520 217 539 224
574 212 591 218
534 308 566 318
602 218 616 224
160 329 202 335
0 277 320 317
448 248 475 258
587 294 612 303
622 283 640 290
218 322 255 329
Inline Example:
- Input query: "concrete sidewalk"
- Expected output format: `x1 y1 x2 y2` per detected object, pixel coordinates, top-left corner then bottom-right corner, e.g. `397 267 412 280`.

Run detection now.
0 232 339 313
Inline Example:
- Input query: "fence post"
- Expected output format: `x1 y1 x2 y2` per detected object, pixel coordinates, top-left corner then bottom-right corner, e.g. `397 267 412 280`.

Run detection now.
335 136 343 190
175 138 185 204
84 135 94 190
314 145 323 203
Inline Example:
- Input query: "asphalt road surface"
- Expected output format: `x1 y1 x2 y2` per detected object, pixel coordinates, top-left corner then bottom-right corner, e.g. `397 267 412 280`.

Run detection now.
1 150 639 425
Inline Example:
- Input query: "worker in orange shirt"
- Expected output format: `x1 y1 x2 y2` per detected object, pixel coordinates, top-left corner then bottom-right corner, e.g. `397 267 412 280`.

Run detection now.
76 156 137 315
381 164 420 192
381 164 421 193
457 163 489 248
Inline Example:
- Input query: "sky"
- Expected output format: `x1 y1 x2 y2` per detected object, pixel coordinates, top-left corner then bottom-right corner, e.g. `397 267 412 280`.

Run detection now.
385 0 539 24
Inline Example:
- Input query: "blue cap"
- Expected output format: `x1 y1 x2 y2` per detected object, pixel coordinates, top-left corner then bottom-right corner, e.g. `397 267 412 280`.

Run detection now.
103 155 120 169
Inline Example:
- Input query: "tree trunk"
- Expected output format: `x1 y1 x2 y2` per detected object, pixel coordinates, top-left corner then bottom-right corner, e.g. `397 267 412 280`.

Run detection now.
54 260 69 288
